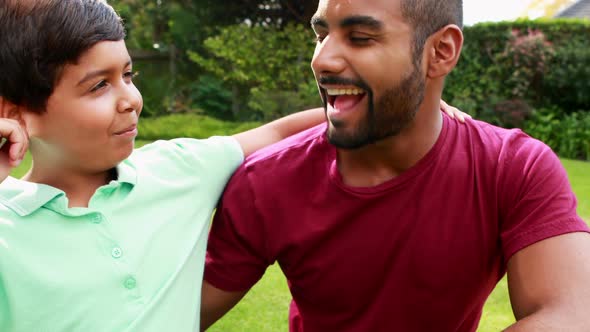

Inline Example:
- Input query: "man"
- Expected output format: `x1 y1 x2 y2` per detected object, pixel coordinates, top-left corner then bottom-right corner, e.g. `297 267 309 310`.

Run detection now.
201 0 590 331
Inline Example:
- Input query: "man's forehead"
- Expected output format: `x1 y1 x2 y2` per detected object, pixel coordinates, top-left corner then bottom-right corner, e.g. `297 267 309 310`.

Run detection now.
314 0 403 25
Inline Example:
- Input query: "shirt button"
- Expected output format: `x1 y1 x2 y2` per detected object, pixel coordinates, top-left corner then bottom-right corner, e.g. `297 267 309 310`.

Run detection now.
111 247 123 259
91 214 103 224
124 277 137 289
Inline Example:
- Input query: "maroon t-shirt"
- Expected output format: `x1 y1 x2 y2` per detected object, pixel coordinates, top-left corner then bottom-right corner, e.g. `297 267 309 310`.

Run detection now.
205 114 588 331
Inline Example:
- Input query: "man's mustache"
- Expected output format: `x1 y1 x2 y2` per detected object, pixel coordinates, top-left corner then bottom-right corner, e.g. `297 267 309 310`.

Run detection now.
318 76 370 91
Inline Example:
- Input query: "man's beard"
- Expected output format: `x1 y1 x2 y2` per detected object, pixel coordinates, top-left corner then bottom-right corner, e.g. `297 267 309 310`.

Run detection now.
324 64 426 150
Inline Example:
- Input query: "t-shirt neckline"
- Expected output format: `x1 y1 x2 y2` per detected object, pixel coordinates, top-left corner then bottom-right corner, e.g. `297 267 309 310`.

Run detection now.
327 114 450 196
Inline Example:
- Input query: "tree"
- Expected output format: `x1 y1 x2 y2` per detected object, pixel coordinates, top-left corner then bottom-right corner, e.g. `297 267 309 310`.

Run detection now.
189 23 319 120
109 0 321 116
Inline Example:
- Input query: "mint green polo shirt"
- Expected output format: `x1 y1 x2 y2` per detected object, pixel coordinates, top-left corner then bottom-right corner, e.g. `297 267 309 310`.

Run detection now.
0 137 243 332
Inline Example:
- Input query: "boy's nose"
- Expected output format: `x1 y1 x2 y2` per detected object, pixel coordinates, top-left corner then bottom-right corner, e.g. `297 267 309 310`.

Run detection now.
117 84 142 113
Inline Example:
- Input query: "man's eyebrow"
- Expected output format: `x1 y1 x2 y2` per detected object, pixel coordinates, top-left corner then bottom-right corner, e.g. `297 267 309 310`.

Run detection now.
340 15 383 30
77 60 132 86
310 15 327 29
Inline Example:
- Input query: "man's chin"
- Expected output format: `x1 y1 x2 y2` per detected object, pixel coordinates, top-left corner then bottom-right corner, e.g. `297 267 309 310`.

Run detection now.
325 125 370 150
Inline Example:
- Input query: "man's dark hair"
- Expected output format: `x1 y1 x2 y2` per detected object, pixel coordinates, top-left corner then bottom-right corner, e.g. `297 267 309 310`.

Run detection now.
401 0 463 60
0 0 126 113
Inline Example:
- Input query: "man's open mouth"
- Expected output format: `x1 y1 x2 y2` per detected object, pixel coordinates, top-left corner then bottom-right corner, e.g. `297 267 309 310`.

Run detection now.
326 88 367 110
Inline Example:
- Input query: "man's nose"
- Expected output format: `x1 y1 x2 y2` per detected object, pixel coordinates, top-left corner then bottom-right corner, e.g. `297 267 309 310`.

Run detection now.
311 35 347 76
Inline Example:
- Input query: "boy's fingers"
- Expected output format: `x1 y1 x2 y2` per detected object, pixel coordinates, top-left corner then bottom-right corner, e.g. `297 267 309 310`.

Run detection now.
440 100 455 119
0 121 27 165
9 143 24 166
457 112 465 122
444 108 455 118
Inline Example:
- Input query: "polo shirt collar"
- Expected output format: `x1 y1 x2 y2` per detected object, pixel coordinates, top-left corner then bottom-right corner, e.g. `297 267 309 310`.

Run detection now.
0 177 63 216
116 160 138 186
0 162 137 217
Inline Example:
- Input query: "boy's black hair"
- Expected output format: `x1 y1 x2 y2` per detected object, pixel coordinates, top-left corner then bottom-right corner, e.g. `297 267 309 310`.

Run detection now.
0 0 126 113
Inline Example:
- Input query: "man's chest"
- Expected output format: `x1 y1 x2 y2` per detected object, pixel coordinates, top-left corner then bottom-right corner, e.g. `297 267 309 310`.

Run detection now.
267 175 503 314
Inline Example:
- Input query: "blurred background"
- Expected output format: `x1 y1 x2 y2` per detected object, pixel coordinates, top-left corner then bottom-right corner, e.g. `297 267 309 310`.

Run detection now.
113 0 590 161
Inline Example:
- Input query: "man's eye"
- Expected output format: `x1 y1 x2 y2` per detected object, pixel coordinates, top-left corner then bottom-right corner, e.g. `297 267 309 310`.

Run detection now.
350 36 371 44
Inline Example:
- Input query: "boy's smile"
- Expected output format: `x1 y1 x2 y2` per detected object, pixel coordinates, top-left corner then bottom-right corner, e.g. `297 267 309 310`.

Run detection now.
23 40 142 173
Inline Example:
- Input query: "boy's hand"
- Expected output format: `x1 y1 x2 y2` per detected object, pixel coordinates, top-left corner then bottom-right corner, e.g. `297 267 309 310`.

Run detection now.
440 100 472 123
0 119 28 182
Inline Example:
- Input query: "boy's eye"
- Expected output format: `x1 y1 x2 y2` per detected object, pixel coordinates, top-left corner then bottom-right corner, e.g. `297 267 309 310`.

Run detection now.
124 71 139 79
90 80 108 92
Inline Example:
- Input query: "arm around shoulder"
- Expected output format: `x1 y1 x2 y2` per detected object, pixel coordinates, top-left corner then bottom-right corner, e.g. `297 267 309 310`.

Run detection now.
233 107 325 157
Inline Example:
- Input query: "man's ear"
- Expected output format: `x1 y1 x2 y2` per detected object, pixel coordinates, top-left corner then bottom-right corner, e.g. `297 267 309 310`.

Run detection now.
426 24 463 79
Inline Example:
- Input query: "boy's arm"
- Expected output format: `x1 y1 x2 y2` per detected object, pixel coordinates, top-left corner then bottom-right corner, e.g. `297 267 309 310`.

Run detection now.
233 101 471 157
233 107 325 157
200 281 248 331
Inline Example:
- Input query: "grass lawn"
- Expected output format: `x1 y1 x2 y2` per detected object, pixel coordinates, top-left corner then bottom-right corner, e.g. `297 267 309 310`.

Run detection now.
9 146 589 332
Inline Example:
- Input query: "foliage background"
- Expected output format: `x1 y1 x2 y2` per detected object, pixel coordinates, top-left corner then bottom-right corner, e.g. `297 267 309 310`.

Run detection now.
113 2 590 160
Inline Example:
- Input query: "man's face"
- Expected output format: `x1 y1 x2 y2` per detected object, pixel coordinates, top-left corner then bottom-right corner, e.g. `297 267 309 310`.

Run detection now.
25 40 143 172
311 0 426 149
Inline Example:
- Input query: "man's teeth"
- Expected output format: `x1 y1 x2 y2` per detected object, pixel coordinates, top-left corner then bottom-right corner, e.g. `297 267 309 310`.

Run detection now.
326 88 364 96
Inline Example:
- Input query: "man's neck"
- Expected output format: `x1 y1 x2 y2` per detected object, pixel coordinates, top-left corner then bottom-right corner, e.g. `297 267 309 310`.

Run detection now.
336 101 443 188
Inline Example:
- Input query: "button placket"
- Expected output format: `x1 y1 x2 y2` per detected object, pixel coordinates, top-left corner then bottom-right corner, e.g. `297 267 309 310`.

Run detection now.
111 247 123 259
124 276 137 289
90 213 104 224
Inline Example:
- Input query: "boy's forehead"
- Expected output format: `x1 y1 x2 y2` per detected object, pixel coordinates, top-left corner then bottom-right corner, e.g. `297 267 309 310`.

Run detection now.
79 40 130 63
62 41 131 77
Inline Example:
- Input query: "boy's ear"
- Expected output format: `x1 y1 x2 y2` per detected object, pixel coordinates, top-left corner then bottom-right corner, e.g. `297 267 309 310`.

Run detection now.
0 96 24 122
0 96 31 130
426 24 463 79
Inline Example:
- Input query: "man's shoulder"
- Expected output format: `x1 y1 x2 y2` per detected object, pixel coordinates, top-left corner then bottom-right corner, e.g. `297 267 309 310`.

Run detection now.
462 118 552 158
459 118 561 186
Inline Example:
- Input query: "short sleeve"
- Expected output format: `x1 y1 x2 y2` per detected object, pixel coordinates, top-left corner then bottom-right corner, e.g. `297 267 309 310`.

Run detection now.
129 136 244 207
204 164 272 292
168 136 244 187
499 134 589 261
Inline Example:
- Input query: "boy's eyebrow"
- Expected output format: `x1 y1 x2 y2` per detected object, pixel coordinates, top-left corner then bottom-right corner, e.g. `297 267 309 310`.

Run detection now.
77 60 132 86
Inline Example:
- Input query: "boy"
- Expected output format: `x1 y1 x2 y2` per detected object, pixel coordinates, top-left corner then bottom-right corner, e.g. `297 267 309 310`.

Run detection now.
0 1 465 331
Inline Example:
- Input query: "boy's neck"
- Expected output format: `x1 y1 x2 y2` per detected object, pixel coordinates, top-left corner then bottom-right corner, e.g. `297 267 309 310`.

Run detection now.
23 165 117 208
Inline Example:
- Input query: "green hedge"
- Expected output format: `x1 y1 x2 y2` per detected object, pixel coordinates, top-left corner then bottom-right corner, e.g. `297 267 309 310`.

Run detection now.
524 109 590 160
137 114 261 140
446 19 590 119
443 19 590 160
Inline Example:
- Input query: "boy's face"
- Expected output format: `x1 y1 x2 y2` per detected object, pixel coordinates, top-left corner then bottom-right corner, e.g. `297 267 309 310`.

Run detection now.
25 40 142 171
